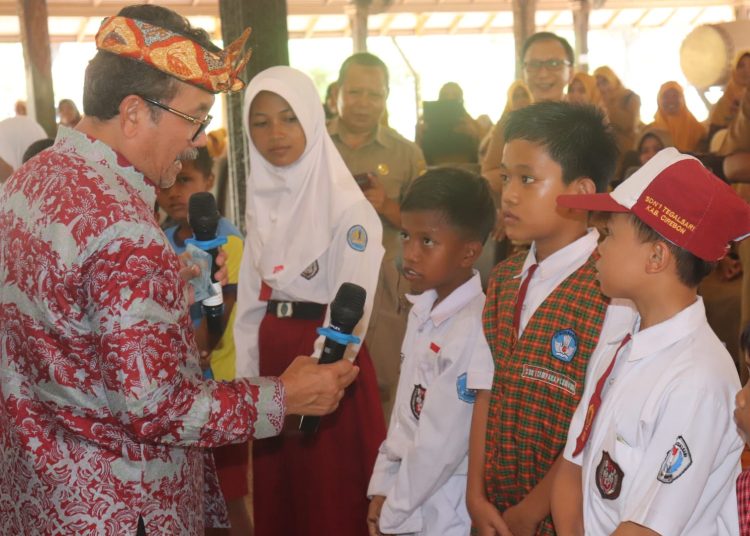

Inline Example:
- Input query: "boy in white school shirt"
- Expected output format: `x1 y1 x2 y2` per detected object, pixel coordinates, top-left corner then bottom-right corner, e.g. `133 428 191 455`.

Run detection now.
366 167 496 536
552 147 750 536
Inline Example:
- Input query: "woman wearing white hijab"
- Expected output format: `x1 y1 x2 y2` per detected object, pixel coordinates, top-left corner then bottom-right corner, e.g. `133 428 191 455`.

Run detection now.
234 66 386 536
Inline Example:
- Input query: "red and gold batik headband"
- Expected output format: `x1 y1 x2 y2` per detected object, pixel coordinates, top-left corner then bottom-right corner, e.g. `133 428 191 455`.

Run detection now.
95 16 252 93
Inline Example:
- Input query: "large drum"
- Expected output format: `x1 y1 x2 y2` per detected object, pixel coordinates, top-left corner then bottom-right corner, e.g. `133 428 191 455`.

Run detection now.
680 21 750 89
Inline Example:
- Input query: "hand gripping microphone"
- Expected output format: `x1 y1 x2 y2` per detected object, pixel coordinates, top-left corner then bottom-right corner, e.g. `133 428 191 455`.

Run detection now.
186 192 227 354
299 282 367 434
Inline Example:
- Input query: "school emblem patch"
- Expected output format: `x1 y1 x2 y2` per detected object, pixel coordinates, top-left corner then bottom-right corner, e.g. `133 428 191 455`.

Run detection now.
657 436 692 484
456 373 476 404
347 225 368 252
596 451 624 500
551 328 578 362
301 260 319 280
410 384 426 419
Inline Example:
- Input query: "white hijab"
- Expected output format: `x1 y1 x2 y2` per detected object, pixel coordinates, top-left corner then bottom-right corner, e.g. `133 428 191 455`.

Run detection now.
0 116 47 170
242 66 365 289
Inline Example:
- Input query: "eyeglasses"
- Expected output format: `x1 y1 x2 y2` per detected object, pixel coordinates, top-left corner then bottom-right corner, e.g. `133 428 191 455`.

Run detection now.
140 96 212 142
523 59 572 72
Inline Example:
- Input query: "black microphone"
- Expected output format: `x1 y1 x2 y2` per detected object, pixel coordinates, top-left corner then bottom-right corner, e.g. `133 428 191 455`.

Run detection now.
299 282 367 434
187 192 226 355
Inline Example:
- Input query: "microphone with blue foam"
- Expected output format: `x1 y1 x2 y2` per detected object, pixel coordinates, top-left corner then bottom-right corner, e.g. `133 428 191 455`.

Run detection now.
299 282 367 434
186 192 227 378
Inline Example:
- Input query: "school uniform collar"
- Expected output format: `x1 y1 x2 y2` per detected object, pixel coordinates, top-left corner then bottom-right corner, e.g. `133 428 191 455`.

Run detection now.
517 227 600 280
620 296 705 362
405 270 483 327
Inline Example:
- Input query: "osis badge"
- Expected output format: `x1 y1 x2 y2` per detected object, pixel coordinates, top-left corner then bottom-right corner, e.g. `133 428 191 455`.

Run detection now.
551 328 578 362
410 384 426 419
301 260 319 280
456 373 476 404
347 225 368 252
596 451 624 500
657 436 692 483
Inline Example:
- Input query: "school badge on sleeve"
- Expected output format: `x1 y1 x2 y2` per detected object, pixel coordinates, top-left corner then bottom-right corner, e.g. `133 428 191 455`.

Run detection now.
347 225 368 251
596 451 624 500
551 328 578 362
410 384 426 419
456 373 476 404
657 436 692 483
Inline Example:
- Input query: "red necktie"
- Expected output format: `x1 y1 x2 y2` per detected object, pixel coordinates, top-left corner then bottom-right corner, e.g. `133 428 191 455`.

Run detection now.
572 334 632 456
512 263 539 341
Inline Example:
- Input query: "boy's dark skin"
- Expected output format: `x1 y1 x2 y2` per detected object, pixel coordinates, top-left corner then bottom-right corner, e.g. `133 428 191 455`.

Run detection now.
467 137 597 536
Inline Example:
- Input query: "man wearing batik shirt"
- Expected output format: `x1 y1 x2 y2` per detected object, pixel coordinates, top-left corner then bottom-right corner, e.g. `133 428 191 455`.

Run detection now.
0 5 357 536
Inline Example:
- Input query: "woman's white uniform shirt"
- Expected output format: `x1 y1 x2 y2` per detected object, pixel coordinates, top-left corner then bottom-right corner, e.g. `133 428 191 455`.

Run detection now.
234 66 384 378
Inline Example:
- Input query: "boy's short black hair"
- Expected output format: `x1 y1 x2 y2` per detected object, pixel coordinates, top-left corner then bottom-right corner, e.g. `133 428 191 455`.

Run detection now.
521 32 575 65
22 138 54 164
628 214 716 288
504 101 618 192
400 167 496 244
183 146 213 178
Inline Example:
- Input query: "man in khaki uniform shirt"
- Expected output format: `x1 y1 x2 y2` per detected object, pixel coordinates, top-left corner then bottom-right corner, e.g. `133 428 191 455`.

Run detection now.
328 52 425 423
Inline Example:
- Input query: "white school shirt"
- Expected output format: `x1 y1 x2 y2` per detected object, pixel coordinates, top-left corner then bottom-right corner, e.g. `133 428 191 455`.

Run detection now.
233 199 383 378
367 271 493 535
563 298 742 536
467 228 637 390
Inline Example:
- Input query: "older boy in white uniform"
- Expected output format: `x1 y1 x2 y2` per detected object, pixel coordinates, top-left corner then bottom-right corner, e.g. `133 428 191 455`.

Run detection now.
367 168 496 535
552 148 750 535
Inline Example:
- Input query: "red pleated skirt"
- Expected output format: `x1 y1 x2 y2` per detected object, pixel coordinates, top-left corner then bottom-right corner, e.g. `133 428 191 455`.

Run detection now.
253 313 386 536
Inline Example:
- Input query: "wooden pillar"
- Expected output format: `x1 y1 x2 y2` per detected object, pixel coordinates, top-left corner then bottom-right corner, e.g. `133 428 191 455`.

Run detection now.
218 0 289 231
17 0 56 137
572 0 591 72
350 0 369 53
512 0 537 78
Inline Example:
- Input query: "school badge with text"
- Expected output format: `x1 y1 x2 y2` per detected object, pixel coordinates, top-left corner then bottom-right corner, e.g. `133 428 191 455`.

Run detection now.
551 328 578 362
657 436 692 483
596 451 624 500
347 225 368 252
410 384 426 419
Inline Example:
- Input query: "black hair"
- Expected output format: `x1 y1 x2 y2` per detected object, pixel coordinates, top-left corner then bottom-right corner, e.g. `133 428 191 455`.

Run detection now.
22 138 54 164
83 5 218 120
400 167 496 244
337 52 389 90
521 32 575 66
628 213 716 288
504 101 618 192
741 322 750 356
182 146 213 178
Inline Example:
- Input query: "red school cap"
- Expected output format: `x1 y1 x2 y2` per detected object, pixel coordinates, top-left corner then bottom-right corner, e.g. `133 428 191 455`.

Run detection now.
557 147 750 261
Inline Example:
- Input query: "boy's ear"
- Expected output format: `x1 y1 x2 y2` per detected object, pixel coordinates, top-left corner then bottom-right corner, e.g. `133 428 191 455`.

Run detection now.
206 172 216 191
574 177 597 195
645 240 671 275
461 240 483 267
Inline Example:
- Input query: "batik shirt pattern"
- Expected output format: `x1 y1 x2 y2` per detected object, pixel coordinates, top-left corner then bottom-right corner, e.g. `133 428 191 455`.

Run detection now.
0 127 285 535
